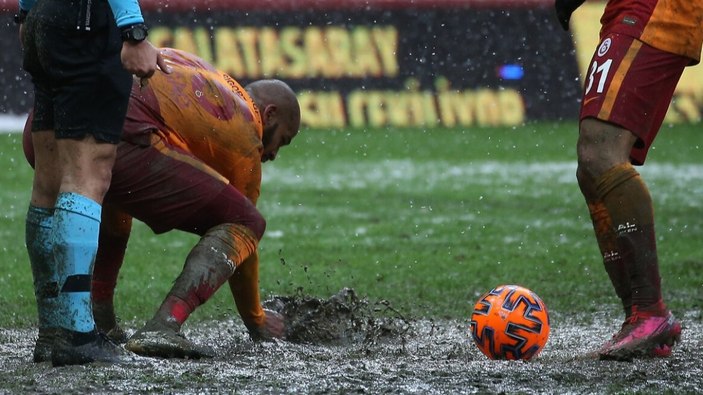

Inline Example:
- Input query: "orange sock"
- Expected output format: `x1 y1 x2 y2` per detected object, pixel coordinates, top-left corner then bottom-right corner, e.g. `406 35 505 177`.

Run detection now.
587 201 632 316
596 163 664 312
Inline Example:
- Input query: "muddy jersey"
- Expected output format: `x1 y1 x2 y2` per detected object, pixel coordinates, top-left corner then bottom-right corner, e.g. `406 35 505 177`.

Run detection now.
601 0 703 63
123 48 264 203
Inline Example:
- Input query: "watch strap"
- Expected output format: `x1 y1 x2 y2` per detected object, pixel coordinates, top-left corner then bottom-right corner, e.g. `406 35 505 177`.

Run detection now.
121 23 149 42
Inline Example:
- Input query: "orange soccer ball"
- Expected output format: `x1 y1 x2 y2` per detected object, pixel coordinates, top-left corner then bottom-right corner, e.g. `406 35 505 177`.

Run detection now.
470 284 550 360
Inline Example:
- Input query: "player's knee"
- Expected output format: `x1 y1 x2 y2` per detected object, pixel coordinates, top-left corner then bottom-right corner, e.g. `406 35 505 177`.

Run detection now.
578 118 635 171
575 166 597 199
246 212 266 241
31 177 61 207
576 125 601 168
227 209 266 241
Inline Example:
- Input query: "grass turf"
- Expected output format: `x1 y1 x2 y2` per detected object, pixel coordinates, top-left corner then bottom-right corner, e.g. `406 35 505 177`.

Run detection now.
1 122 701 327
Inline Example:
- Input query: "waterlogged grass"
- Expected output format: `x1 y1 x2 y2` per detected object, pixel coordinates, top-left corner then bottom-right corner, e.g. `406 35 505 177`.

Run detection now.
0 133 35 326
0 123 702 328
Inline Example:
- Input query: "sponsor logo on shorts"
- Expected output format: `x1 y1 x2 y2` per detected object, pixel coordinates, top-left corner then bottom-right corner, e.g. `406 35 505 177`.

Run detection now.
622 16 637 26
598 38 611 57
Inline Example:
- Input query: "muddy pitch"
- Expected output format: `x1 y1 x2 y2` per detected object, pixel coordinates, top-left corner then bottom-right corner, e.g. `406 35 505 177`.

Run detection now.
1 290 701 394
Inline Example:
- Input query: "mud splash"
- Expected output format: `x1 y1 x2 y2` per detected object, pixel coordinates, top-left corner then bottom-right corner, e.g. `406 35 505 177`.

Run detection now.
1 290 701 394
263 287 409 345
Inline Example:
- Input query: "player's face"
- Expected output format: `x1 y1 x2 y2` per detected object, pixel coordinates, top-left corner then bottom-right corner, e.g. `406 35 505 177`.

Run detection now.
262 123 298 162
261 105 300 162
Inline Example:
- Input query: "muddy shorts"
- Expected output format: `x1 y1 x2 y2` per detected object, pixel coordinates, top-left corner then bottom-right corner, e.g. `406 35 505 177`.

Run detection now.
579 33 691 165
21 0 131 143
105 133 262 236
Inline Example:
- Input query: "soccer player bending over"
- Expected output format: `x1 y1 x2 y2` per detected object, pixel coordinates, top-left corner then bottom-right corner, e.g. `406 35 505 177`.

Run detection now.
24 48 301 359
555 0 702 360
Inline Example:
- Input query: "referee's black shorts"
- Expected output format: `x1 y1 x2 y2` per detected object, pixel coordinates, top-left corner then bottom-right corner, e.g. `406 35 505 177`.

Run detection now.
21 0 132 144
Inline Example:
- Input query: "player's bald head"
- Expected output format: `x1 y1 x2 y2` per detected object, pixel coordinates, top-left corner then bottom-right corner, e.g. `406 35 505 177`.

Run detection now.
246 79 301 162
245 79 300 130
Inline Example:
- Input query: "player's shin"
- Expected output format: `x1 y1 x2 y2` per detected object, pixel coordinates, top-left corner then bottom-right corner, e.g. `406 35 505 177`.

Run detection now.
586 201 632 317
92 215 132 341
596 164 663 313
150 223 259 331
579 166 633 316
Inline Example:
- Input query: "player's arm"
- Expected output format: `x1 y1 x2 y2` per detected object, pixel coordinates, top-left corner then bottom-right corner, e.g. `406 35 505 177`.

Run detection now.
229 164 285 339
228 251 285 340
222 147 283 339
554 0 586 31
92 203 133 335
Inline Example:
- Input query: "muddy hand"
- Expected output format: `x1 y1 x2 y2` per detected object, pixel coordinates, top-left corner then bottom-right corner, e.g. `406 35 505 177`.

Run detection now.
248 309 285 341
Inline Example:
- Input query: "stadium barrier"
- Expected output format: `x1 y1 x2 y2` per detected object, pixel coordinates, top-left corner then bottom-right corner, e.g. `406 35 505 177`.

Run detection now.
0 0 701 129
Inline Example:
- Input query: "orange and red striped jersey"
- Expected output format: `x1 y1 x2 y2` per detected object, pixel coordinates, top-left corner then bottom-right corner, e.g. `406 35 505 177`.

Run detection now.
123 48 265 203
600 0 703 63
121 49 268 328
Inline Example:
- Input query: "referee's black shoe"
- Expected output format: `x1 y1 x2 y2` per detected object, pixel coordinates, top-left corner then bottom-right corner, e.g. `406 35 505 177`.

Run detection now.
51 328 137 366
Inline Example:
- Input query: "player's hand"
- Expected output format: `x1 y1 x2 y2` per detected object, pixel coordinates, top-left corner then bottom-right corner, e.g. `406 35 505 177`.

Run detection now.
554 0 586 31
246 309 286 341
121 40 173 79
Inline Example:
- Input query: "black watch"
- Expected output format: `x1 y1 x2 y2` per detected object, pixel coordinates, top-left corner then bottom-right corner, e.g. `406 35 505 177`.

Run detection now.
13 9 28 24
121 23 149 43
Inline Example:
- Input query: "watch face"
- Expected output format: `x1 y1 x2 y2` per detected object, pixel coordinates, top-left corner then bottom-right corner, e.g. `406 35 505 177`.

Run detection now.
131 27 147 41
123 25 148 42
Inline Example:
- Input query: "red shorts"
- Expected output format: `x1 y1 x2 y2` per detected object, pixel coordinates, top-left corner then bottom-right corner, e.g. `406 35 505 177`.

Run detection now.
579 34 690 165
105 133 263 237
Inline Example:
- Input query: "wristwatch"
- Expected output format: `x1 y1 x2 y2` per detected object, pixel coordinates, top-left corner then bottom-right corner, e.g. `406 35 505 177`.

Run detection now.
121 24 149 42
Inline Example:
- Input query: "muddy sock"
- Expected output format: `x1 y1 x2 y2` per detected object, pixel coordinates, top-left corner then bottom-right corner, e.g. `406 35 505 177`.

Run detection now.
52 193 101 337
26 205 60 330
596 164 663 313
587 201 632 317
150 224 259 329
635 300 667 316
91 296 119 334
91 223 130 332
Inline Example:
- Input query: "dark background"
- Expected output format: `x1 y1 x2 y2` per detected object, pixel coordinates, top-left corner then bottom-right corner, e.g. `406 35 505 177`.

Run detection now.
0 1 581 121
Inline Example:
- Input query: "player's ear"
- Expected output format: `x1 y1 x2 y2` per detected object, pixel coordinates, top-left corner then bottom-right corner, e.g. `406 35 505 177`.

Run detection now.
263 105 278 123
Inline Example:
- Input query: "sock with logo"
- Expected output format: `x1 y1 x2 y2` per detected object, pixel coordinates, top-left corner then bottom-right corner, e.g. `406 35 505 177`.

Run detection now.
596 163 664 314
586 201 632 317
